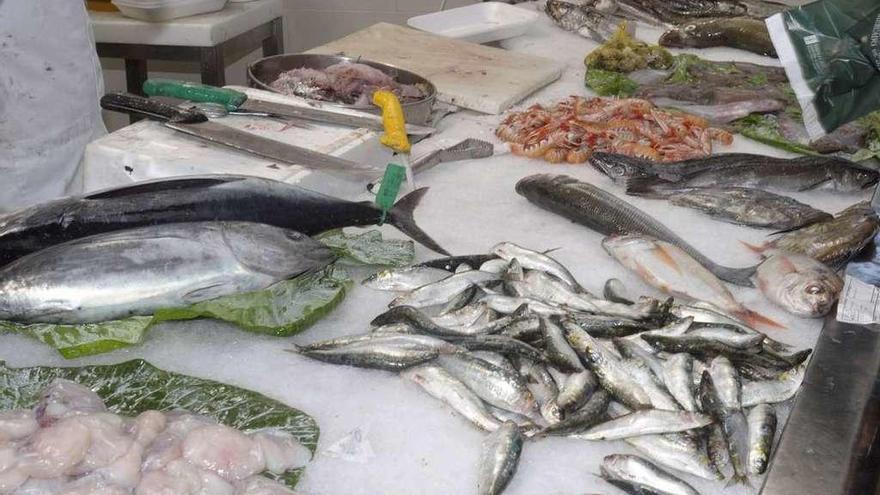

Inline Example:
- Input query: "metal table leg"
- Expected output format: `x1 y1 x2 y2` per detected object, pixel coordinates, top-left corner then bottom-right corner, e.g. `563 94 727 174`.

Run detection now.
199 46 226 87
123 58 147 123
262 17 284 56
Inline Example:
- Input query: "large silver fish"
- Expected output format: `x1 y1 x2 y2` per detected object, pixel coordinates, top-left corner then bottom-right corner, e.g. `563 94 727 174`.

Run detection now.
0 222 334 323
516 174 757 287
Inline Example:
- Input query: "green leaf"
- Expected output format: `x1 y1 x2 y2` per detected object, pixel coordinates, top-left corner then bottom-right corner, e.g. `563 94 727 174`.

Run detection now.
0 359 318 488
317 229 414 267
153 266 352 337
585 69 638 97
0 317 153 359
732 114 818 155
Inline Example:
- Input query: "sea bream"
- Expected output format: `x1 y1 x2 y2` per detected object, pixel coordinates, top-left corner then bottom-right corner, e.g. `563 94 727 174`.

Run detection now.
755 253 843 317
516 174 757 287
602 234 780 329
0 174 449 268
0 222 335 324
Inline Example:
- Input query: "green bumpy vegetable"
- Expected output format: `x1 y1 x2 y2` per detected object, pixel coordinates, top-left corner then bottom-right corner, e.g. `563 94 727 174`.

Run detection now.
584 23 674 72
0 359 318 488
585 69 638 97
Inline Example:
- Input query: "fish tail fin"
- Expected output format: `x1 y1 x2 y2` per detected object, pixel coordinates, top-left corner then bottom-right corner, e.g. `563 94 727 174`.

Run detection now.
712 264 758 288
735 307 785 330
624 176 676 198
740 240 766 255
389 187 451 256
725 473 752 488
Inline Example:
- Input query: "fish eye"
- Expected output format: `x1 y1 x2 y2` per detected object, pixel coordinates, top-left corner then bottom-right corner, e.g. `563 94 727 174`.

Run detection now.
613 165 626 176
805 284 825 295
684 25 696 32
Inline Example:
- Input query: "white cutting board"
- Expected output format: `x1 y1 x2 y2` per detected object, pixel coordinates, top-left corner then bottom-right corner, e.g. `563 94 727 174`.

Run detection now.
307 22 563 115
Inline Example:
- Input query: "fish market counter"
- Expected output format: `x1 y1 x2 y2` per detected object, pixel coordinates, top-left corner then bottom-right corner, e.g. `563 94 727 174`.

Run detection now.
0 7 868 495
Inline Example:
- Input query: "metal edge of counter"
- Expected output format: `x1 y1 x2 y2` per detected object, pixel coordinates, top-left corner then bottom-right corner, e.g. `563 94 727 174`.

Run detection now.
760 316 880 495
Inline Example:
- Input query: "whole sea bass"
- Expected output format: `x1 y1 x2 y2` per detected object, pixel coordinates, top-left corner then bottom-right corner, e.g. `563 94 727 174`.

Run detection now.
591 152 878 192
0 175 448 267
0 222 335 323
515 174 757 286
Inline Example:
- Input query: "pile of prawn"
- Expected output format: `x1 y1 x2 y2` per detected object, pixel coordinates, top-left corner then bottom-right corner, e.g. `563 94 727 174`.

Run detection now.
495 96 733 163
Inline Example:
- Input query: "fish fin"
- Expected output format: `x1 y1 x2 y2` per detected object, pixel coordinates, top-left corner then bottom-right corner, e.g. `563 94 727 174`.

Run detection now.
739 241 767 255
725 474 752 488
624 176 676 198
712 264 758 288
541 247 562 255
735 307 785 330
652 244 682 273
83 176 237 199
181 283 234 303
388 187 451 256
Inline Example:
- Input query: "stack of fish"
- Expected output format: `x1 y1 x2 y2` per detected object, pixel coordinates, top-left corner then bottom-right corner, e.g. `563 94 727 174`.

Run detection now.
294 243 810 494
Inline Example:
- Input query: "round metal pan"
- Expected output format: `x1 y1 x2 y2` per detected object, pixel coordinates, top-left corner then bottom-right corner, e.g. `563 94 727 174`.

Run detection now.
248 53 436 126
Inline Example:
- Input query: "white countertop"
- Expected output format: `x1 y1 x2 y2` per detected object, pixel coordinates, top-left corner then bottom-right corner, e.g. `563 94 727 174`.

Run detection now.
90 0 282 47
1 4 855 495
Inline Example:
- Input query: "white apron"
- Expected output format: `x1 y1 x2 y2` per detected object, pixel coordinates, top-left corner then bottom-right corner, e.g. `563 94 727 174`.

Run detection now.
0 0 107 212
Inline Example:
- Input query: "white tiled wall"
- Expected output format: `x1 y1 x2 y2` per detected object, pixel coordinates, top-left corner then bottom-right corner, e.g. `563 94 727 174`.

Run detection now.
100 0 477 130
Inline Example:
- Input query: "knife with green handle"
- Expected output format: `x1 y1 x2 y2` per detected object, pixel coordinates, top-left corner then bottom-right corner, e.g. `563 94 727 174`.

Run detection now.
142 79 435 136
101 92 379 177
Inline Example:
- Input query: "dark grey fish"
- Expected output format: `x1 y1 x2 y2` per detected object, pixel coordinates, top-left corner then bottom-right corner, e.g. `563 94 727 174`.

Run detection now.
0 175 449 268
591 152 878 192
659 17 776 57
626 182 832 231
516 174 757 286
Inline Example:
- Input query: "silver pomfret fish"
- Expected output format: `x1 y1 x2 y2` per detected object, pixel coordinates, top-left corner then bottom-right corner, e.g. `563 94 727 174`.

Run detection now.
0 222 334 324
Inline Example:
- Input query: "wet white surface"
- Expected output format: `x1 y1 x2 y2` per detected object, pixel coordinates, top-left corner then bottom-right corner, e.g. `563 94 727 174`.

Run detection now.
0 4 866 495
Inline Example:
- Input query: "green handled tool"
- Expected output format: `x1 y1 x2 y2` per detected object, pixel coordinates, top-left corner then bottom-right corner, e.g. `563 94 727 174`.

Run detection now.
142 79 436 136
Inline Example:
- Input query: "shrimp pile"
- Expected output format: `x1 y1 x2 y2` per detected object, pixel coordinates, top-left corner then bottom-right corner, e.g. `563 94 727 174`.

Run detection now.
495 96 733 163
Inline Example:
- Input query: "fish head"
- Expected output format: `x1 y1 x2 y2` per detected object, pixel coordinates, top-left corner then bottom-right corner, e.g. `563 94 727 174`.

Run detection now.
589 153 652 182
544 0 574 22
832 165 879 191
763 257 843 318
658 25 696 48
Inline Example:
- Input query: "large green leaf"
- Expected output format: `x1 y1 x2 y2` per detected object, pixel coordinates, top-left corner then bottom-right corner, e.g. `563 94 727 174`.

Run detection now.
317 229 414 267
732 114 818 156
0 359 318 488
585 69 638 97
152 266 352 337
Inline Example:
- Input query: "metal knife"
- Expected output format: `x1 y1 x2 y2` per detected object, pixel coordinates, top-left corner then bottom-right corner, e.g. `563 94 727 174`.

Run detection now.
142 79 436 136
100 93 379 177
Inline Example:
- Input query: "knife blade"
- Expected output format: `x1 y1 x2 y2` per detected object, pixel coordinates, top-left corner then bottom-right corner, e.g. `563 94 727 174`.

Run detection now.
100 93 379 177
142 79 436 136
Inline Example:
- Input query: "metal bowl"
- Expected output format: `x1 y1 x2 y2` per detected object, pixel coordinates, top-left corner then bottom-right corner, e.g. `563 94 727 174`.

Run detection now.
247 53 436 126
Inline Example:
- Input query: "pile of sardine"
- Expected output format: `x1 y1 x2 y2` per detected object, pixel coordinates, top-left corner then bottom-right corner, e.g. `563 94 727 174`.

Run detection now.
0 380 309 494
294 243 810 495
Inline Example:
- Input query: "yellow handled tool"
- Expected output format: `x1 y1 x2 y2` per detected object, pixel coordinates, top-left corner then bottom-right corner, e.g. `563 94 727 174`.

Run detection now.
372 90 414 189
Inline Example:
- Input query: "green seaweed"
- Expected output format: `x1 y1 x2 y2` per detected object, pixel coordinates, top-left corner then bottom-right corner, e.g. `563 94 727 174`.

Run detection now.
585 69 638 97
0 359 318 488
732 114 818 155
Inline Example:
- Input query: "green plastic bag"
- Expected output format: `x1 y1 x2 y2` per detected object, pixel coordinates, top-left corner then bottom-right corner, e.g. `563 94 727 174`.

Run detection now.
767 0 880 138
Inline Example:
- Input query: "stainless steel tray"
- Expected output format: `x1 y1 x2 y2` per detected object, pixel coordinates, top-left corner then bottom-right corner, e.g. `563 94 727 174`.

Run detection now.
247 53 437 126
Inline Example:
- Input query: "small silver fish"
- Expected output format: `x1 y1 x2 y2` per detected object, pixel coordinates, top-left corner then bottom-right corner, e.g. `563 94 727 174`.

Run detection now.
478 421 524 495
574 410 712 440
741 364 806 407
436 354 538 419
294 334 459 371
402 364 502 432
621 358 681 411
540 389 610 437
747 403 777 475
626 433 722 481
482 295 566 316
491 241 580 289
708 356 742 410
516 358 563 424
707 422 733 479
542 318 585 372
362 266 451 291
556 370 598 414
699 371 750 485
600 454 700 495
390 270 500 308
661 353 697 412
755 252 843 318
564 321 653 409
